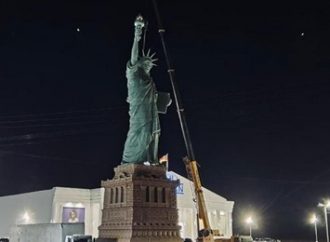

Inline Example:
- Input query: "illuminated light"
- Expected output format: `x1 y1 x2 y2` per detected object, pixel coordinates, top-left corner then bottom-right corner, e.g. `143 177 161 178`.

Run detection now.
77 28 80 32
326 200 330 208
220 211 225 216
310 213 319 242
246 216 253 225
64 202 74 207
310 214 318 224
245 216 254 237
23 212 30 223
64 202 84 208
76 203 84 208
318 200 330 242
318 200 330 208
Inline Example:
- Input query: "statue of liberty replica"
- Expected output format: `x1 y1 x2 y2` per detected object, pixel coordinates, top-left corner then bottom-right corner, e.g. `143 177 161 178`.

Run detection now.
122 15 163 164
98 15 181 242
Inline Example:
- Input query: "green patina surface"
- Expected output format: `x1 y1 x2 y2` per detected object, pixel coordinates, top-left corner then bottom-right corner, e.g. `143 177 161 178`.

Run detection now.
122 59 160 164
122 15 171 165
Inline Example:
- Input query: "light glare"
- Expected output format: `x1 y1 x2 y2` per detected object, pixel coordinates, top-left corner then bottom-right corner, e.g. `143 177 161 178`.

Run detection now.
246 216 253 225
310 214 318 224
326 200 330 208
23 212 30 223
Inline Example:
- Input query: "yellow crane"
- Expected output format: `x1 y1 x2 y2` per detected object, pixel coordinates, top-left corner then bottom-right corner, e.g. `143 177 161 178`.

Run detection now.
184 157 214 242
152 1 215 241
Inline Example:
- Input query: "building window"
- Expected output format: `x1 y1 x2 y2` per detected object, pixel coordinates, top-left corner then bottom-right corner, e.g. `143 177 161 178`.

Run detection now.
154 187 158 203
162 187 166 203
107 188 111 204
110 188 114 204
146 186 150 202
115 187 119 203
120 187 124 203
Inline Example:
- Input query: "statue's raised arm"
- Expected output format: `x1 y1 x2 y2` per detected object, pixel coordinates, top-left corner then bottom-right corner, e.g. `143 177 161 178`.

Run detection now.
130 15 144 65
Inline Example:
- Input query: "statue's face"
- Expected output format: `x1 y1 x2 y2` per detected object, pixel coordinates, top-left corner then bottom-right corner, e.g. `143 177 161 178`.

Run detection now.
138 56 156 74
142 59 153 73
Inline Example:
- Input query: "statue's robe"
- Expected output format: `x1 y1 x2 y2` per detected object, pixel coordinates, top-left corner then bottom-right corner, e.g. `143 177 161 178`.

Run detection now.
122 61 160 164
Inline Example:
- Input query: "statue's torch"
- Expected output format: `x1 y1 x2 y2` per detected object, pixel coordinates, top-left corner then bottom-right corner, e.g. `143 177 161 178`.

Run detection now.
134 15 145 43
134 15 145 29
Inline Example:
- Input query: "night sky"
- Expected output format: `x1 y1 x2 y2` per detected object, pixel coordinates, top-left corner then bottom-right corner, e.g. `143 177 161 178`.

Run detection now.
0 0 330 240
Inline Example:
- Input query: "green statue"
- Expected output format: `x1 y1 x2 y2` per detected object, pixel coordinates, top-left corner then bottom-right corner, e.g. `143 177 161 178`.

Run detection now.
122 15 171 164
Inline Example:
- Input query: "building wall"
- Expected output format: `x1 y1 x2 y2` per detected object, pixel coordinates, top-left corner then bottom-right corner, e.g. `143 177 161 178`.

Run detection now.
0 172 234 240
0 188 54 238
9 223 84 242
90 188 104 237
51 187 104 237
170 172 234 240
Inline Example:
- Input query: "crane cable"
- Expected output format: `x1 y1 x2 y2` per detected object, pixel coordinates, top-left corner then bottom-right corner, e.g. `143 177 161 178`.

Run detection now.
151 1 214 237
151 0 196 161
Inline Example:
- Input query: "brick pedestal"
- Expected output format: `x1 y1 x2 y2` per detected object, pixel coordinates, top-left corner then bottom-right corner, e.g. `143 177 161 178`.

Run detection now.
98 163 182 242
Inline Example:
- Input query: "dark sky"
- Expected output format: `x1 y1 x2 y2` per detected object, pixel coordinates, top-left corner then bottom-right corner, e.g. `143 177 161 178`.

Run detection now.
0 0 330 240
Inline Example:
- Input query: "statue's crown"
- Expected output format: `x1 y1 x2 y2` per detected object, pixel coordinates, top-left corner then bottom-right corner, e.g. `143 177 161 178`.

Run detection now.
141 49 158 66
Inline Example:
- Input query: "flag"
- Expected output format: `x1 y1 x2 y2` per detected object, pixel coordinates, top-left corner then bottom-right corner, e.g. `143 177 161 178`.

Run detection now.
159 153 169 170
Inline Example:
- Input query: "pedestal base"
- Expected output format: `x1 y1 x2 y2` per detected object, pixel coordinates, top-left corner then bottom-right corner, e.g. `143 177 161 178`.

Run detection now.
98 163 182 242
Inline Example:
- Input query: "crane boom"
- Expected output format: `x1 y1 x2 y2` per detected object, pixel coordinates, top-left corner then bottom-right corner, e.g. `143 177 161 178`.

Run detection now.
184 157 212 231
152 1 214 241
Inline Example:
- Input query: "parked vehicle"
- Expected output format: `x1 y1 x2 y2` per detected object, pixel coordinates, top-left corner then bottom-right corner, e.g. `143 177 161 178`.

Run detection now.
254 237 281 242
65 234 92 242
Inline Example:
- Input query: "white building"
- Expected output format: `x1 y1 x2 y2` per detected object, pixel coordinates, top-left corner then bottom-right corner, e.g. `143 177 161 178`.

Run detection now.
0 171 234 240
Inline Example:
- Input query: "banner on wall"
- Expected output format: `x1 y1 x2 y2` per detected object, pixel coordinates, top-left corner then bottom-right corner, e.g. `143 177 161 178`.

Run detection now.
62 207 85 223
167 172 184 194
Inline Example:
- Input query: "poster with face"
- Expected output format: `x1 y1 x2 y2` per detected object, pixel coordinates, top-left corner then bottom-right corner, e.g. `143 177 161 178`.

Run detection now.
62 207 85 223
